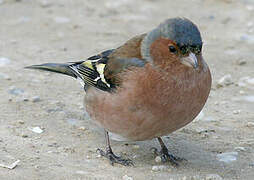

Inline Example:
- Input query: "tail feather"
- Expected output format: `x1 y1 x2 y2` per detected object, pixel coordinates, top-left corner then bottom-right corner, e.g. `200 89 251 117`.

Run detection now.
25 63 76 78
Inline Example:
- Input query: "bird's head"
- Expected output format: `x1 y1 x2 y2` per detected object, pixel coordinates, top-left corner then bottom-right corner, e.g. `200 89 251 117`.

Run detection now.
141 18 203 70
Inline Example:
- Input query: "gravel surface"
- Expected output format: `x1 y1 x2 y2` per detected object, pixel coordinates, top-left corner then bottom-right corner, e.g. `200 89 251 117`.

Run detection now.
0 0 254 179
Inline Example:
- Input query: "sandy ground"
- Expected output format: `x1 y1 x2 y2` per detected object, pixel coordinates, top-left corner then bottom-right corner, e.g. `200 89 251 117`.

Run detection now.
0 0 254 179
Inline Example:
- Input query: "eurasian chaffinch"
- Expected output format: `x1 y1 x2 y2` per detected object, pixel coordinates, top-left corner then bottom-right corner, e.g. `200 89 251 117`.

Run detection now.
26 18 212 166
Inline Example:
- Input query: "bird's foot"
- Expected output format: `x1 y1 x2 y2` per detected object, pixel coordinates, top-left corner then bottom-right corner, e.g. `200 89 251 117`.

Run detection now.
97 148 134 166
151 147 184 166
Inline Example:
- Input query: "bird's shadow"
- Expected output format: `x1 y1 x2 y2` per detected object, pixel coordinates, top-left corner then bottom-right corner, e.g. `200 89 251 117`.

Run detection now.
119 133 225 172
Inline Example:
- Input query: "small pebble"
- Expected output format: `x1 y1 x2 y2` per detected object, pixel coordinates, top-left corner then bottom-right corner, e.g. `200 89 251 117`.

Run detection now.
237 59 247 66
249 163 254 167
54 17 70 24
23 97 29 102
39 0 52 8
10 39 17 44
234 147 246 152
190 176 202 180
239 90 245 95
246 77 254 85
240 34 254 44
181 176 187 180
8 86 24 96
203 116 216 122
220 101 228 105
196 127 215 134
29 127 44 134
246 5 254 11
217 152 238 163
66 119 78 126
18 120 25 124
76 170 88 175
17 16 31 23
151 165 168 172
217 74 233 88
132 155 138 159
96 154 102 158
233 110 241 114
132 145 140 149
246 122 254 127
155 156 162 163
122 175 133 180
247 22 253 27
237 76 249 87
205 174 223 180
21 134 28 138
0 57 11 67
78 126 86 131
0 73 11 80
242 96 254 103
32 96 41 103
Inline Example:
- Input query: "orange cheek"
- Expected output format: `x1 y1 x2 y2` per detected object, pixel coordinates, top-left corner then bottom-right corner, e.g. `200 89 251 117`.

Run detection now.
149 38 182 69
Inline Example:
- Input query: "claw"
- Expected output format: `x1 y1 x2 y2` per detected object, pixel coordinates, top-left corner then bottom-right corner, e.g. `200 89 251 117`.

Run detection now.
160 152 179 166
97 148 134 166
160 146 185 166
151 146 184 166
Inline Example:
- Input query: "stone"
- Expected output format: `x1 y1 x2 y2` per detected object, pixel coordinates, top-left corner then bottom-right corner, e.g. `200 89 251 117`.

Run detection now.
39 0 52 8
0 57 10 67
217 74 233 88
54 17 70 24
205 174 223 180
78 126 86 131
217 152 238 163
132 145 140 149
242 96 254 103
21 134 28 138
76 170 88 175
8 86 24 96
240 34 254 44
246 5 254 11
246 122 254 127
239 90 245 95
233 110 241 114
246 77 254 85
32 96 41 103
29 127 44 134
0 73 11 80
234 147 246 151
151 165 168 172
18 120 25 124
181 176 187 180
237 59 247 65
122 175 133 180
155 156 162 163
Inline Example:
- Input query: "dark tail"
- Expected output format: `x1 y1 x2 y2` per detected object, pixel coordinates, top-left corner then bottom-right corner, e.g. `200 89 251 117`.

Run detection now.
25 63 76 78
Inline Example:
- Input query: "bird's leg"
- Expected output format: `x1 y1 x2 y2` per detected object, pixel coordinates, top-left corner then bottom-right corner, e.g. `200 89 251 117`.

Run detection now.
153 137 183 166
97 130 133 166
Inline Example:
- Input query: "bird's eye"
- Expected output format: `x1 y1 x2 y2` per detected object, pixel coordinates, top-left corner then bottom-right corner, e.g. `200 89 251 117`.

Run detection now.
168 46 177 53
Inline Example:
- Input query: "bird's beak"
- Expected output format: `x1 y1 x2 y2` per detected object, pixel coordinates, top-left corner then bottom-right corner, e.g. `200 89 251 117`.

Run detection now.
180 52 198 69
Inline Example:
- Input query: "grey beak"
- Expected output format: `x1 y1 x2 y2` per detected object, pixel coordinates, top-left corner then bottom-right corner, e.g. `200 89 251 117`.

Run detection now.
180 52 198 69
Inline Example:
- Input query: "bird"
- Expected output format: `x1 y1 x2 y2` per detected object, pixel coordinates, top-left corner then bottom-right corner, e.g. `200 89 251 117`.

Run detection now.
26 17 212 166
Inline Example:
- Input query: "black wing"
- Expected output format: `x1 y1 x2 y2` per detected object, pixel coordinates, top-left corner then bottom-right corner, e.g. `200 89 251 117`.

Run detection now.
69 49 115 92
